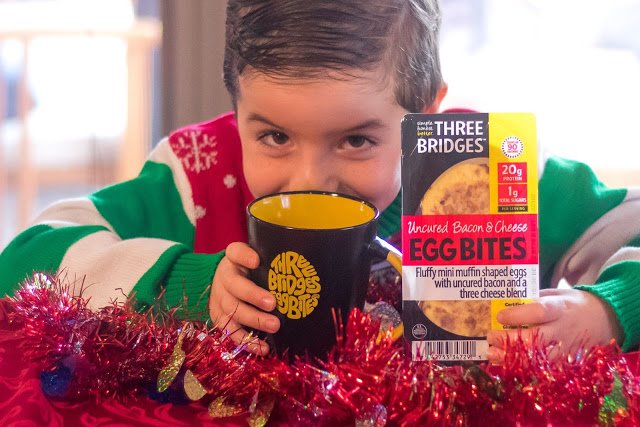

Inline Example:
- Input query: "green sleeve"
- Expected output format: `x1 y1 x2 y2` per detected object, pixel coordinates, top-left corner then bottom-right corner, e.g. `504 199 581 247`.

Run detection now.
134 251 226 321
0 224 109 296
378 192 401 239
90 160 215 313
538 157 626 288
0 158 224 318
89 161 194 244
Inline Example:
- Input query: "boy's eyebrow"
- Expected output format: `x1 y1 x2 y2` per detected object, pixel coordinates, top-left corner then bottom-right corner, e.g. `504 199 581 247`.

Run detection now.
340 119 388 133
246 113 281 128
246 113 388 133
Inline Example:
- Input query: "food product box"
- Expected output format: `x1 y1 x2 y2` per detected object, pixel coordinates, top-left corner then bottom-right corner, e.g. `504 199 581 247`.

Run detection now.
401 112 539 361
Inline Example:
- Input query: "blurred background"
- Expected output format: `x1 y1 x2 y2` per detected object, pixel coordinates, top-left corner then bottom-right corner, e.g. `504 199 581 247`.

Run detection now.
1 0 639 247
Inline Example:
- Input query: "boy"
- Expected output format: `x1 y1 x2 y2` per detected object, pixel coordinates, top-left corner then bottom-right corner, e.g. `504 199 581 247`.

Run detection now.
0 0 638 363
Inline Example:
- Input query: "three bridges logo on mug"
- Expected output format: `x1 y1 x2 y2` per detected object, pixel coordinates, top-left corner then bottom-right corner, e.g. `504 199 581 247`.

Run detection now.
268 251 321 319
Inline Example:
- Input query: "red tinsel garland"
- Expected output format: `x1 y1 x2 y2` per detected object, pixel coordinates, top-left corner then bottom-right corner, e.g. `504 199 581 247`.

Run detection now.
1 273 638 426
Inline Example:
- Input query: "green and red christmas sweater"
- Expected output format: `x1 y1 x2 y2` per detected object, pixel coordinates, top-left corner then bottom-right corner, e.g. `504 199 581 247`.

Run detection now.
1 112 639 350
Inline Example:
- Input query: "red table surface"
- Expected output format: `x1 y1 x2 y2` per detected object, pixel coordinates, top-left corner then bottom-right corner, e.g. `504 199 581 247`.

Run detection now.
0 325 246 426
1 322 638 426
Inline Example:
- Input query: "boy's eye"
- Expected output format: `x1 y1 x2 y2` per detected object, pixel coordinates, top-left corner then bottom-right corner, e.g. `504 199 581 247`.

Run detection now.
260 131 290 146
344 135 373 149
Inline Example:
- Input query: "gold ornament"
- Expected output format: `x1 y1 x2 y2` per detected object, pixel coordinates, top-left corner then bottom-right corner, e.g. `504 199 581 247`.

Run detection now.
184 369 208 401
156 324 191 392
208 397 243 418
248 393 275 427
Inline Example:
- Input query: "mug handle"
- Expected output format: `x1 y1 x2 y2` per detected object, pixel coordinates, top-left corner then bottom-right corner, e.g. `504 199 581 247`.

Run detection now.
368 236 402 273
368 237 404 340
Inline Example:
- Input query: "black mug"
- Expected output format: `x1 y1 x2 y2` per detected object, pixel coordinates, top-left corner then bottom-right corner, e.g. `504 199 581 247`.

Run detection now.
247 191 401 359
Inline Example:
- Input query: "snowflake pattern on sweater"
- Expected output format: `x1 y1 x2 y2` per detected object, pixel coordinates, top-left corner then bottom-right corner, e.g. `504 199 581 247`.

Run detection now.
170 129 219 173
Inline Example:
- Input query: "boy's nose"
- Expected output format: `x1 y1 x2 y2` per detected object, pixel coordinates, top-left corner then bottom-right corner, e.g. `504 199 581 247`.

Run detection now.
286 156 337 192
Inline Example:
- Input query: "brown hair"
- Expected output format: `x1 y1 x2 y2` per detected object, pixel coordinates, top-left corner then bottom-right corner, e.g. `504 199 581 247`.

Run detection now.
223 0 443 113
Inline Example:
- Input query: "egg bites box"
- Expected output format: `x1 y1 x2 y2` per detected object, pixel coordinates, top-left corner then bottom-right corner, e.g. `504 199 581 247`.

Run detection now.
401 112 539 362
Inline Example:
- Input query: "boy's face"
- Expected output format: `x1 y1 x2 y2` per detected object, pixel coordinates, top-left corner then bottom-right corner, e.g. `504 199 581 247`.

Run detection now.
236 68 407 212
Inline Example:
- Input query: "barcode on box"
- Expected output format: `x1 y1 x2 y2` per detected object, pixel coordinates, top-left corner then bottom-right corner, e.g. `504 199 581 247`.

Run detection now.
412 340 489 361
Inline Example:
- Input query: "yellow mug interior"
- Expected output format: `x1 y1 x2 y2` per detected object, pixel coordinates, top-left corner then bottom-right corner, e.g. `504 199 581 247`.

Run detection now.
249 192 377 229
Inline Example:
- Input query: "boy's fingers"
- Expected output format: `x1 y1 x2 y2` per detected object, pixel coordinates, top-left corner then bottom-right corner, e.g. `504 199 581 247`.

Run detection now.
220 319 271 356
486 330 506 347
214 254 274 312
227 275 276 312
486 346 505 364
488 326 546 347
496 298 563 326
225 242 260 269
218 297 280 334
245 339 271 356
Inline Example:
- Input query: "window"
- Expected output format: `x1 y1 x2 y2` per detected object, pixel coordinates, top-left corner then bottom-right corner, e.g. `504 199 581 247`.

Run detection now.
440 0 640 185
0 0 160 244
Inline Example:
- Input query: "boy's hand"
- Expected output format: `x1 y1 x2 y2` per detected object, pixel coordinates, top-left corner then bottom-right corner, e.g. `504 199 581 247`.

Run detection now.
209 242 279 356
486 288 623 364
